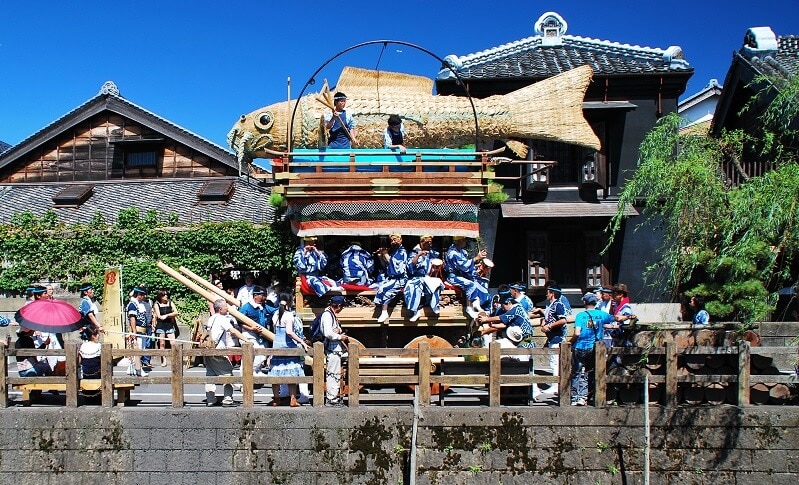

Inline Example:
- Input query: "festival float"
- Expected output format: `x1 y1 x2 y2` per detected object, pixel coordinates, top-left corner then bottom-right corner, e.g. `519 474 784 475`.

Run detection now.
224 41 600 349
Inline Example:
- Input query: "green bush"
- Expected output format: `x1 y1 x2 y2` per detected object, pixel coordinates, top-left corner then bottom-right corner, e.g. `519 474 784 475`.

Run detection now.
0 210 295 323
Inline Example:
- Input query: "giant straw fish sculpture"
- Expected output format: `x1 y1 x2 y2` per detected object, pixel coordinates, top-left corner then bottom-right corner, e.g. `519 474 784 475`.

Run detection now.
228 65 600 163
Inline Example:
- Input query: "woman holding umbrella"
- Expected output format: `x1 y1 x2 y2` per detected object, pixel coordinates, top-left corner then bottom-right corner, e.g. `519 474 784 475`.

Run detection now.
15 326 53 377
14 296 88 376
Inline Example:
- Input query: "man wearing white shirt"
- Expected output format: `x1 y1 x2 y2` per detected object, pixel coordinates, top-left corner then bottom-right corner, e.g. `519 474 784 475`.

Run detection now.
236 272 256 306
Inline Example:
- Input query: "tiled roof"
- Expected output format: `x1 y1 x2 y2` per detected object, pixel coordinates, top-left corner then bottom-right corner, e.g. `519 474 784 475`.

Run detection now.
437 34 691 81
0 84 236 170
0 178 274 226
742 35 799 80
679 79 723 111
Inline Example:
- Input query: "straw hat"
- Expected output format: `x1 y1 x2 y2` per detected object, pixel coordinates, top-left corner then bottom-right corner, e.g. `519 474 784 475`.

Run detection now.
506 326 523 343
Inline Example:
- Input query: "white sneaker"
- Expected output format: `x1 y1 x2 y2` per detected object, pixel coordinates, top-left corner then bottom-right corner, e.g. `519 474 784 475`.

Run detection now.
472 300 483 312
409 311 421 322
377 310 389 323
465 307 479 319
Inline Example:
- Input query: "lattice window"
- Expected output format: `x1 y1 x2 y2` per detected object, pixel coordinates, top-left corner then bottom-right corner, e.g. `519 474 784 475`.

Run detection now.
126 151 156 167
527 232 548 289
584 231 609 289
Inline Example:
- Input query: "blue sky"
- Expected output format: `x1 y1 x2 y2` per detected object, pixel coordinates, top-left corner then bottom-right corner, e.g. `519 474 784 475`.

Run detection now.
1 1 797 150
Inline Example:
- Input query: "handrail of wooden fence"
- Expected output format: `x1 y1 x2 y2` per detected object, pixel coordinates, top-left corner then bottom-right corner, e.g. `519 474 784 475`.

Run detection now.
1 340 797 408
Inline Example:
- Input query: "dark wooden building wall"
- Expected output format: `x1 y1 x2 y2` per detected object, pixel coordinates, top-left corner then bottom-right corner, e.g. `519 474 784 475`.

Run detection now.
1 113 236 183
485 88 679 302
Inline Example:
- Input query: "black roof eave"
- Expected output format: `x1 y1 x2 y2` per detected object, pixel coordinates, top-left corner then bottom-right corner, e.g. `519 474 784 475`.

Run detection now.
711 52 774 136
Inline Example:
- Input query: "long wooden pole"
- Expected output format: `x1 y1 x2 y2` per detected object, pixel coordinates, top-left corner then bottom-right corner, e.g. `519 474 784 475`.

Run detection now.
157 261 274 342
177 266 239 308
158 261 314 366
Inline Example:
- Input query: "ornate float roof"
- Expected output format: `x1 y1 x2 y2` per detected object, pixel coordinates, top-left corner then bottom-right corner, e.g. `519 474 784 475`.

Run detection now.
437 11 692 81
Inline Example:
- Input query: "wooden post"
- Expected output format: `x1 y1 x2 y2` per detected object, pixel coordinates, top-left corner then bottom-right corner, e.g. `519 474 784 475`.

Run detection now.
559 342 571 407
348 344 360 407
241 343 255 407
594 341 607 407
738 341 750 406
665 341 678 407
101 342 114 408
489 341 501 407
418 342 431 407
0 344 8 408
312 342 325 407
65 342 79 407
170 343 184 408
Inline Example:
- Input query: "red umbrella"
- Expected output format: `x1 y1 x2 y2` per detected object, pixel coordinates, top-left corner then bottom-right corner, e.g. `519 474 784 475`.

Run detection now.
14 299 86 333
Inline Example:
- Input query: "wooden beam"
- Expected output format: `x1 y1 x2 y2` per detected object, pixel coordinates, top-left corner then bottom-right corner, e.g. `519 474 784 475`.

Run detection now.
738 341 750 406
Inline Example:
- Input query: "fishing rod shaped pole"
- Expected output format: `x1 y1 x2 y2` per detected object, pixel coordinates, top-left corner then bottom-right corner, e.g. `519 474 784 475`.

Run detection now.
288 39 481 151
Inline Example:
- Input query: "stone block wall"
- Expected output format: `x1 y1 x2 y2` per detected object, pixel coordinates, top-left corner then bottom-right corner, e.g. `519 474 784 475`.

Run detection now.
0 406 796 484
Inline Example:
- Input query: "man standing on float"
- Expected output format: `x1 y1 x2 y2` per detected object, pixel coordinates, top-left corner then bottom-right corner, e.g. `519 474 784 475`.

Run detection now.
324 92 358 149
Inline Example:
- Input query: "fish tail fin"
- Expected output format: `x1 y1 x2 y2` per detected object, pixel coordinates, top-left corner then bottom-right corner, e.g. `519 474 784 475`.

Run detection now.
500 65 600 151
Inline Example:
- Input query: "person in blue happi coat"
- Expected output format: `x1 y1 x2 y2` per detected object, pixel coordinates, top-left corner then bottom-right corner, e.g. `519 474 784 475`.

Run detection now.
339 241 375 286
403 234 442 322
374 234 408 323
509 282 534 315
445 236 488 319
293 236 342 297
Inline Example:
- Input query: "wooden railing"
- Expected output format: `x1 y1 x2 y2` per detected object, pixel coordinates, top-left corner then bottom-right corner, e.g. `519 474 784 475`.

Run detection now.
1 341 797 408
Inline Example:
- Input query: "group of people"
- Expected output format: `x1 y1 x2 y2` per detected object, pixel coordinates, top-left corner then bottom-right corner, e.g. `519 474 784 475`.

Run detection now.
8 270 710 409
202 277 317 407
124 286 180 377
13 285 68 379
470 280 639 405
557 283 637 406
12 284 107 382
294 234 495 323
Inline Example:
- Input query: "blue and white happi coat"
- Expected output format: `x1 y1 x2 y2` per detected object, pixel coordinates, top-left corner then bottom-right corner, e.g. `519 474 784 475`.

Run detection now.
498 303 535 348
293 246 336 297
403 246 442 313
374 245 408 306
340 244 375 285
445 244 488 305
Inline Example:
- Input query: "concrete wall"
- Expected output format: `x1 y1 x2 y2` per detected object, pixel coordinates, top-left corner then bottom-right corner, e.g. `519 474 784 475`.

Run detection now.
0 406 796 484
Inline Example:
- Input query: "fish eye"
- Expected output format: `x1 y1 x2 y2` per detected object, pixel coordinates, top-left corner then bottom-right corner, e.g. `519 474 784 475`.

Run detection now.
254 111 274 131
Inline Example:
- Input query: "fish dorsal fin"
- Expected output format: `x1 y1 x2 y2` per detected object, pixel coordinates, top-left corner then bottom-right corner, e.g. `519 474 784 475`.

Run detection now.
335 66 434 95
